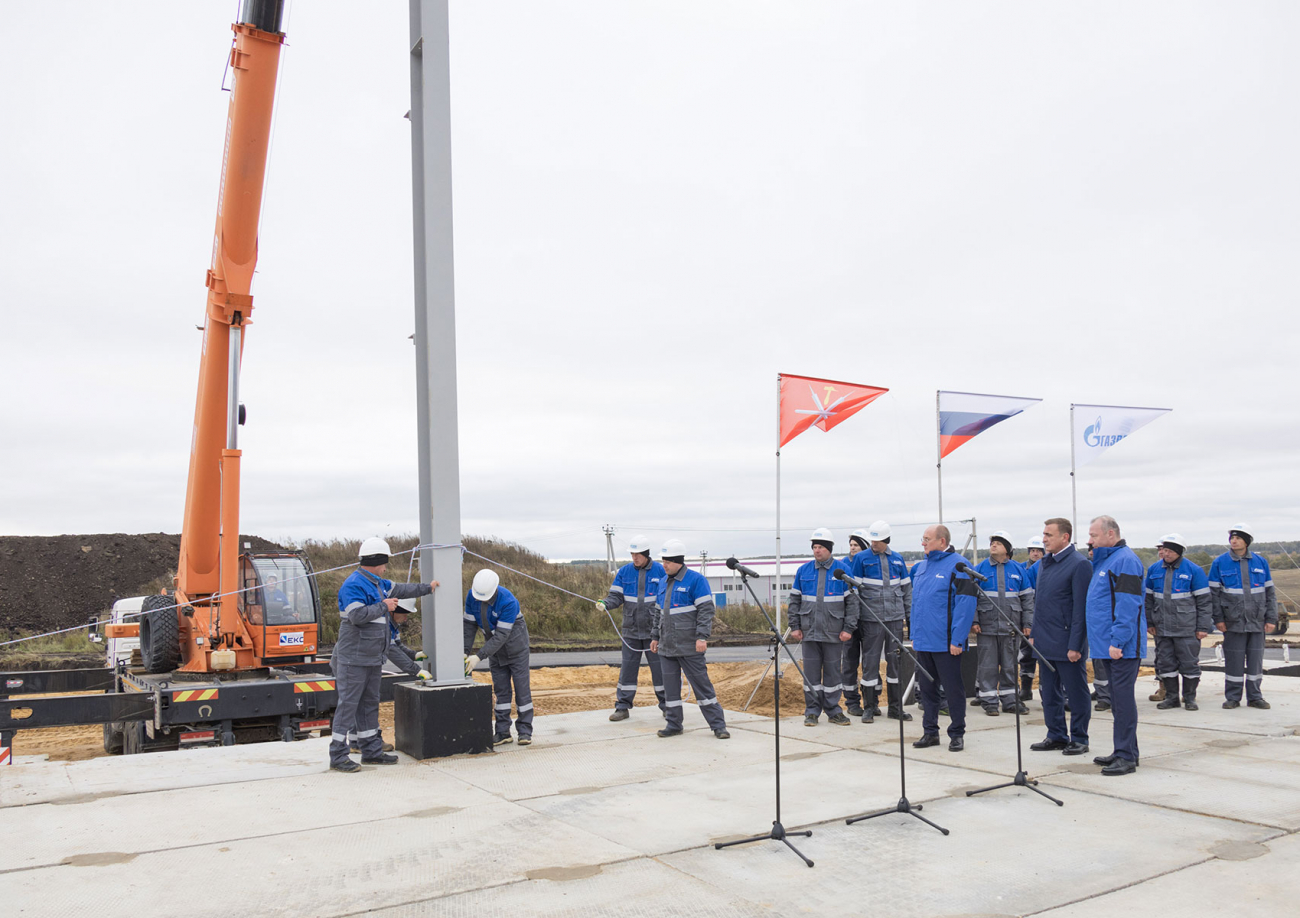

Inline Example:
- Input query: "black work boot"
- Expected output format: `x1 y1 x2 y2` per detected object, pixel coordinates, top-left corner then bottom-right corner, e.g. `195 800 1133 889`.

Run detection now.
1182 677 1199 711
1156 677 1181 710
1020 674 1034 702
845 695 865 718
861 687 876 723
886 682 912 721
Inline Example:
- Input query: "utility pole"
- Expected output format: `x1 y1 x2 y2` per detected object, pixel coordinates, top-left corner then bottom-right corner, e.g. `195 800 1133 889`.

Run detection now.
410 0 462 685
603 524 616 574
700 550 708 577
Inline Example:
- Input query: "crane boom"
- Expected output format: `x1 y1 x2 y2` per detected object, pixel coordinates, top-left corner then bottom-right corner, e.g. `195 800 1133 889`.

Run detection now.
175 0 286 672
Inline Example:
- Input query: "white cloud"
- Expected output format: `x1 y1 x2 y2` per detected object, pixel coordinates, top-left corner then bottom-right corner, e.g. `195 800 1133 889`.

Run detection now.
2 1 1297 562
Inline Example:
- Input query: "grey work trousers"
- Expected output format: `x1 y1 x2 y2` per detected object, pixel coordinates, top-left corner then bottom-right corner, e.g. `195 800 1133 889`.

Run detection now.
1222 631 1266 703
858 619 904 697
329 662 383 765
1154 635 1201 682
841 623 865 706
491 645 534 738
662 652 727 731
615 637 666 712
1018 640 1037 680
976 633 1019 708
802 640 846 717
1091 657 1111 704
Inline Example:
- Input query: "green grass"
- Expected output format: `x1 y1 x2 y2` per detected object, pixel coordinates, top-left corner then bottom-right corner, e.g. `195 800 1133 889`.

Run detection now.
0 628 100 664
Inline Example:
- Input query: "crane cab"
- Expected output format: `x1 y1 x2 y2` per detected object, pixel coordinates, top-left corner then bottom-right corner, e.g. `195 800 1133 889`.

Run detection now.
240 551 321 665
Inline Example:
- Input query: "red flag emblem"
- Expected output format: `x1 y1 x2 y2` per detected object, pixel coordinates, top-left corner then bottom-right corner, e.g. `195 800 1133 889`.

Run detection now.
779 374 889 447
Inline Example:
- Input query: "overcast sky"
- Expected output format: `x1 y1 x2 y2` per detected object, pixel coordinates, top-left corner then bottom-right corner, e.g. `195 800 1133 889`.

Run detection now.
2 1 1297 563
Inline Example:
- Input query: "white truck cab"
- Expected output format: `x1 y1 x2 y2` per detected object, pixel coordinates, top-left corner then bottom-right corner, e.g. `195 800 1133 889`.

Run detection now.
93 597 144 669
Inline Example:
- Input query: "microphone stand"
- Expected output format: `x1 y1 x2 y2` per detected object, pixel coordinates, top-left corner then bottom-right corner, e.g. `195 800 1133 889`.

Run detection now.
715 569 815 867
962 565 1063 807
838 571 948 836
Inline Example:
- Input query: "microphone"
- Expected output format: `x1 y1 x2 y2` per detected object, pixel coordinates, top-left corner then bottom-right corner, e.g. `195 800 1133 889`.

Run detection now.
832 568 865 587
954 561 987 582
726 557 761 579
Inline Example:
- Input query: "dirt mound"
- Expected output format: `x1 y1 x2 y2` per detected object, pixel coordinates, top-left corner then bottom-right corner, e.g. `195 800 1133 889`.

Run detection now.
0 533 283 634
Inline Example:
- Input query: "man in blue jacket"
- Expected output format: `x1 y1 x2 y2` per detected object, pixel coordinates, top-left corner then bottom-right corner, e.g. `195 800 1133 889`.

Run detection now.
788 529 859 726
910 525 978 752
1209 525 1278 709
464 569 533 746
1085 516 1146 775
650 539 729 739
1145 535 1211 711
1029 518 1093 758
597 536 667 722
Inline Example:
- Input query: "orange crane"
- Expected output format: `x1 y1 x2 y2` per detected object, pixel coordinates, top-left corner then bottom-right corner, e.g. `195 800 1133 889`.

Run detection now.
130 0 321 674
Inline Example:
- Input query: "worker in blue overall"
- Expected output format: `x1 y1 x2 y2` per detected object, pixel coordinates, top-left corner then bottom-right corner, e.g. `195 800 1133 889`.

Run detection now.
1209 525 1278 709
330 538 437 773
464 569 534 746
598 535 667 721
847 521 912 723
788 529 859 726
650 539 729 739
1145 535 1211 711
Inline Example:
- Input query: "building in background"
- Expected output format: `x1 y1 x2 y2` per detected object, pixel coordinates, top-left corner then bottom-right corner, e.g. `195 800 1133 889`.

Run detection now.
694 557 811 608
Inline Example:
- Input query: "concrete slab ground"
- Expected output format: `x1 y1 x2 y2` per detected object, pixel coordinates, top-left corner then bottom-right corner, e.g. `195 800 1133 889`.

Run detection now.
4 675 1298 918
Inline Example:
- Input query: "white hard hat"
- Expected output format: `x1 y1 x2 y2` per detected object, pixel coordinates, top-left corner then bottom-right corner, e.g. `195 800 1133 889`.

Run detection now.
629 535 653 555
990 530 1013 549
849 529 871 547
1229 524 1254 543
867 521 891 542
471 569 500 601
660 538 687 559
1159 533 1187 554
1027 537 1045 550
395 597 418 614
358 537 394 559
810 528 834 545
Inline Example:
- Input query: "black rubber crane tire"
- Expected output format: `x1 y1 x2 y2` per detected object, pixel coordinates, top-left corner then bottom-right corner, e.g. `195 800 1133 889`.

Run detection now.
139 593 180 674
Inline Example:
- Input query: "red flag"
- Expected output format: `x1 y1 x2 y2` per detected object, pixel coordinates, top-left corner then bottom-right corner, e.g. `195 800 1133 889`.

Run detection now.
779 374 889 447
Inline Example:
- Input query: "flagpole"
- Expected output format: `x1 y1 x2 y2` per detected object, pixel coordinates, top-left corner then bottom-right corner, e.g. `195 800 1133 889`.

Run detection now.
1069 403 1078 543
935 390 943 523
775 374 782 632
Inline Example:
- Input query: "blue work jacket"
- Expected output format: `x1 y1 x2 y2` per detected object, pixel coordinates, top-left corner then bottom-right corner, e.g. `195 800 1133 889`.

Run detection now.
1144 557 1212 636
1208 551 1278 633
849 549 912 622
909 549 978 653
463 585 526 659
1086 542 1147 659
603 561 665 640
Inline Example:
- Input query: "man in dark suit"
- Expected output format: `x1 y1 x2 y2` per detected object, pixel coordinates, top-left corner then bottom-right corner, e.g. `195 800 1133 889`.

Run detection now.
1029 518 1094 756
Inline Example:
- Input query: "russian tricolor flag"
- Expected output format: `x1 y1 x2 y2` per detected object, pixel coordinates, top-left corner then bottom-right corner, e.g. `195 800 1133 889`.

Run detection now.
938 391 1042 458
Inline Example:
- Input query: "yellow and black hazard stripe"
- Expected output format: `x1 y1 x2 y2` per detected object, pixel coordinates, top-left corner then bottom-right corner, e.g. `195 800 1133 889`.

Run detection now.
173 688 219 703
293 680 336 693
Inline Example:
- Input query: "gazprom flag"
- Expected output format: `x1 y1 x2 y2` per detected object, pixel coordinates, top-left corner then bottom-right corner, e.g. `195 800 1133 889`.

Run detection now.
1072 404 1171 467
938 391 1042 458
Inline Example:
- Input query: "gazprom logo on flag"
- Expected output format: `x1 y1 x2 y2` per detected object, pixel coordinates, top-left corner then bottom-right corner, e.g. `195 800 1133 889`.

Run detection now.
1083 416 1125 448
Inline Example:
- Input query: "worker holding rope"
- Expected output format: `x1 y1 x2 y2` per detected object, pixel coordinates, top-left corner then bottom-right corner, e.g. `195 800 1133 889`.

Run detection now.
597 536 667 722
331 538 439 773
464 569 534 746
